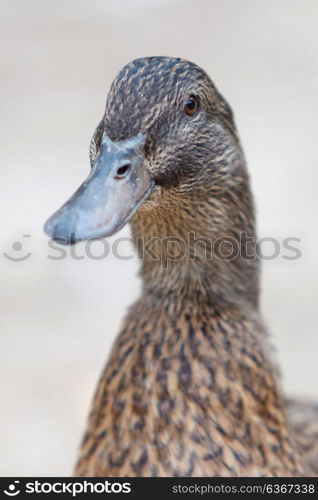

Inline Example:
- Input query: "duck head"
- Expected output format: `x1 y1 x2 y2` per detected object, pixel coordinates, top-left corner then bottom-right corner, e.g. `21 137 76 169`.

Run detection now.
44 57 259 304
44 56 249 246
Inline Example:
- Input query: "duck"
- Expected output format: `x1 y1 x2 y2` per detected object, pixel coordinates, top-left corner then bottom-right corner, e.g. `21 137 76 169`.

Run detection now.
44 56 318 477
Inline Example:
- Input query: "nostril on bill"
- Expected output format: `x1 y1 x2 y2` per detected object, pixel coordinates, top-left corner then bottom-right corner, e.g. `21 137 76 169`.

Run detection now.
114 163 131 179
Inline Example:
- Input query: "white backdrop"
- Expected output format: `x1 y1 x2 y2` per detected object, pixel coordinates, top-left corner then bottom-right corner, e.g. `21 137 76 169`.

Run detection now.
0 0 317 475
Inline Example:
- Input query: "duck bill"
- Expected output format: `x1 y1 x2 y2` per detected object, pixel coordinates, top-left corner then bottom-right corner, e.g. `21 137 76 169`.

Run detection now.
44 133 154 244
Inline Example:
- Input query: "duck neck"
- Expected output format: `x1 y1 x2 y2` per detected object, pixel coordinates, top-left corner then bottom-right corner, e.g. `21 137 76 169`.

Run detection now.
131 180 259 311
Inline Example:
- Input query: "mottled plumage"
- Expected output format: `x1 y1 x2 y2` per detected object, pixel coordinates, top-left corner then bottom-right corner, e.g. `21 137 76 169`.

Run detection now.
70 57 317 476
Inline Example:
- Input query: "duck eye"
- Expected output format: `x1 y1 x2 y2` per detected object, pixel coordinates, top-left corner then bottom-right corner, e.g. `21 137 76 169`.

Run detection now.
184 95 199 116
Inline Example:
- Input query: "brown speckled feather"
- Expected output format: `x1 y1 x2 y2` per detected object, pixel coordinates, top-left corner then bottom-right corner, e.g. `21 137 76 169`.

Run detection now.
73 57 316 476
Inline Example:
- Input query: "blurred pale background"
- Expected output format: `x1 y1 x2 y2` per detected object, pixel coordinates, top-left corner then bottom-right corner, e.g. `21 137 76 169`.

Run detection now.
0 0 317 476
